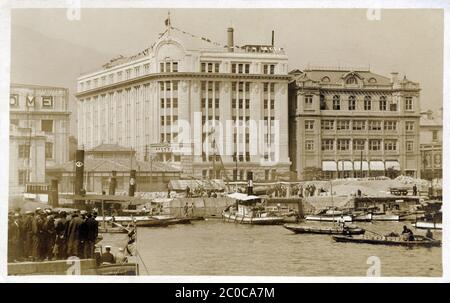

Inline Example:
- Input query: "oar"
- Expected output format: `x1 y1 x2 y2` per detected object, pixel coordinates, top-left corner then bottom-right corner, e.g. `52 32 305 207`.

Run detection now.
362 227 385 238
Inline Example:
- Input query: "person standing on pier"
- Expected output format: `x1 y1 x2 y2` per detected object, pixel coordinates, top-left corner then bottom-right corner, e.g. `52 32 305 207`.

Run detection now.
412 184 418 196
65 211 83 257
55 211 68 260
31 209 44 261
23 211 34 260
83 212 99 259
189 202 195 217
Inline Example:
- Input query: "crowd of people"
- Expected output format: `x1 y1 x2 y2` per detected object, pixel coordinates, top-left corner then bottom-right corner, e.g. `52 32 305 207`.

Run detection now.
8 208 99 263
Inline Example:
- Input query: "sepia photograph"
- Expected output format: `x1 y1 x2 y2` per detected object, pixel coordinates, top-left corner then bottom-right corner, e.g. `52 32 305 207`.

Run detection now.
1 1 446 281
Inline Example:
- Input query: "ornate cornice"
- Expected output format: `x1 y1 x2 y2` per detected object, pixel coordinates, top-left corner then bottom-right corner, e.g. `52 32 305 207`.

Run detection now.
76 72 290 99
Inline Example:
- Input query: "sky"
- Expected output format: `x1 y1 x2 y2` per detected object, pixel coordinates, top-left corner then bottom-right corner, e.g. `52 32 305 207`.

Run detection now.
10 8 444 135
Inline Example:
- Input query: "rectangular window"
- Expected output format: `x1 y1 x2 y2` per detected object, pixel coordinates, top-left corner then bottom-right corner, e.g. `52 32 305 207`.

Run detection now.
305 140 314 151
160 62 164 72
405 97 413 110
369 139 382 151
352 120 366 131
41 120 53 132
384 140 397 151
333 96 340 110
368 120 382 131
348 97 356 110
337 139 350 151
18 144 30 158
42 96 53 108
305 120 314 130
384 121 397 131
406 141 414 152
321 120 334 130
18 170 27 185
304 95 313 109
337 120 350 131
173 98 178 108
45 142 53 159
353 139 365 151
321 139 334 151
432 130 438 141
405 121 415 131
364 97 372 110
172 62 178 72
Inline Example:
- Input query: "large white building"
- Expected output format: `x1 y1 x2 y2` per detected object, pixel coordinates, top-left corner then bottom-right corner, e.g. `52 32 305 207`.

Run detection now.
76 23 291 181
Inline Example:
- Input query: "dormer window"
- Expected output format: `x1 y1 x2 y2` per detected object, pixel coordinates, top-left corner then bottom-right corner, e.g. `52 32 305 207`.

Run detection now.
321 76 330 83
368 77 377 84
346 76 357 84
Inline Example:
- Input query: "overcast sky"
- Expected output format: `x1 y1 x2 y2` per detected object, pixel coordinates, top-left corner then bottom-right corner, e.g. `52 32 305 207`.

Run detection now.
11 8 443 134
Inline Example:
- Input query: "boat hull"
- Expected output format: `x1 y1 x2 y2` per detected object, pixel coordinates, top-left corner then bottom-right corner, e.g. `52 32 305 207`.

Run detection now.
222 212 284 225
305 215 352 222
332 235 441 247
372 214 400 221
413 221 442 230
352 213 373 222
283 224 365 235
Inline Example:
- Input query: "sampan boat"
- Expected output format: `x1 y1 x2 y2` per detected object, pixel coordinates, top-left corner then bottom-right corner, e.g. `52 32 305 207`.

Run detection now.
283 224 365 235
332 235 441 247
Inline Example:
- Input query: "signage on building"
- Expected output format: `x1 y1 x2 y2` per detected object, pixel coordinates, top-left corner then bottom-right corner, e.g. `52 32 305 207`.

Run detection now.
26 96 35 107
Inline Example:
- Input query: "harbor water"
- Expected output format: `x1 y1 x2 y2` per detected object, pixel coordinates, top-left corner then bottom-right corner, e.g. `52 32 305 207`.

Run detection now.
105 220 442 277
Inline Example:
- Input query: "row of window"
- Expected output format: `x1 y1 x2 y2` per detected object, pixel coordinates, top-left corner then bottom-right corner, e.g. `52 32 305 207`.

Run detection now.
11 119 54 133
18 142 54 159
10 95 54 109
305 138 414 152
80 63 151 90
311 120 415 131
304 95 413 111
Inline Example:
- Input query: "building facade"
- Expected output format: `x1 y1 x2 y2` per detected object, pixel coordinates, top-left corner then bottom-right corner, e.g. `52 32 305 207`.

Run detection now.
9 84 71 196
289 68 421 180
76 25 291 181
419 109 442 180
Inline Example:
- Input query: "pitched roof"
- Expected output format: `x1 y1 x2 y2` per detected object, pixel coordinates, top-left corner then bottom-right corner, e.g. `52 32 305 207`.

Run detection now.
47 158 180 173
299 69 392 85
87 144 134 153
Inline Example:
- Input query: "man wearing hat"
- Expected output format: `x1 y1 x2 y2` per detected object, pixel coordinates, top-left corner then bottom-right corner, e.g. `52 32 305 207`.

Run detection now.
22 211 34 260
101 246 115 264
54 211 68 259
65 211 83 257
31 209 44 261
82 212 98 259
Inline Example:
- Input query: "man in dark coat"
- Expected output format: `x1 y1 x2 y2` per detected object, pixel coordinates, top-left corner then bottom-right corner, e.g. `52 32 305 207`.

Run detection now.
65 212 83 257
44 214 56 260
54 211 68 259
22 211 34 260
83 213 99 259
31 209 45 261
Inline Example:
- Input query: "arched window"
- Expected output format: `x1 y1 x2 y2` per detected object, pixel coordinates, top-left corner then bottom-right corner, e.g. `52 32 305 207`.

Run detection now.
368 77 377 83
321 76 331 83
364 96 372 110
333 95 340 110
379 96 387 111
348 95 356 110
346 76 357 84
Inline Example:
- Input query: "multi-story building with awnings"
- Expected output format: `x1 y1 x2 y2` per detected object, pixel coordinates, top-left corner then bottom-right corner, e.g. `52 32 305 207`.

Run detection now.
288 68 421 180
75 21 291 181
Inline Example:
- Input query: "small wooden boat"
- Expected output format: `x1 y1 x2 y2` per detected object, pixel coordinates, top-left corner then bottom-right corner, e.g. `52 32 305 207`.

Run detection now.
151 215 191 225
305 215 352 222
332 235 441 247
99 227 128 234
222 211 285 225
283 224 365 235
413 221 442 230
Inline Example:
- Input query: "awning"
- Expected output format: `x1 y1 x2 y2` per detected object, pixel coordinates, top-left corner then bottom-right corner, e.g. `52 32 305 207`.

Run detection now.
168 179 226 191
322 161 337 171
353 161 369 171
337 161 353 171
370 161 385 171
385 161 400 170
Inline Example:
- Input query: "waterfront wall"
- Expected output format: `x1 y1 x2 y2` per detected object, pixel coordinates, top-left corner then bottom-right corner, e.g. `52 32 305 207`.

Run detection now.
166 197 236 217
8 259 97 275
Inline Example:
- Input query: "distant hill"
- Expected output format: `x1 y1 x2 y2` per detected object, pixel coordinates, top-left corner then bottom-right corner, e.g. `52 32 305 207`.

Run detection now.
10 25 114 135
